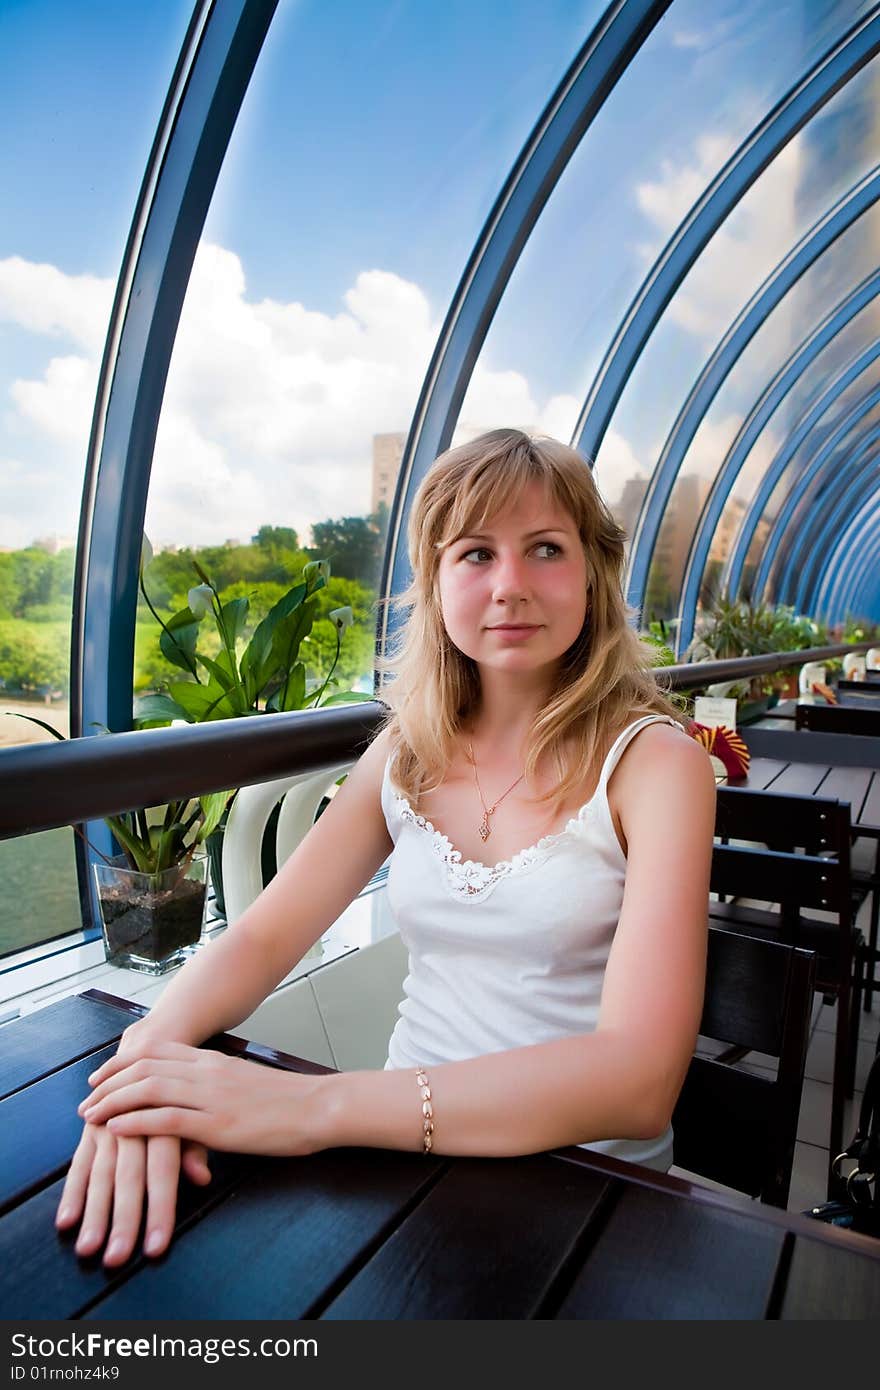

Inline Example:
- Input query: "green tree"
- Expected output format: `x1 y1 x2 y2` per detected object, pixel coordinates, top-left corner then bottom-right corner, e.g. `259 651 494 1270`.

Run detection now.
307 509 387 586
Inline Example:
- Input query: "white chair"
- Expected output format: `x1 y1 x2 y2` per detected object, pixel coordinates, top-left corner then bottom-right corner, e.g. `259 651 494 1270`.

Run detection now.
798 661 826 695
221 760 407 1068
867 647 880 671
842 653 866 681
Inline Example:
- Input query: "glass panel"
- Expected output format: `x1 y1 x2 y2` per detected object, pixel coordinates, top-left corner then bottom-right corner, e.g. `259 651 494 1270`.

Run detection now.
0 0 194 957
453 0 872 478
633 48 880 625
142 0 598 709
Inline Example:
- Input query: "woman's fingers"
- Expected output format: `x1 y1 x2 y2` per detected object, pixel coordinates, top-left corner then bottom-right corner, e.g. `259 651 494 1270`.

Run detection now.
73 1125 118 1258
86 1041 195 1091
80 1072 193 1127
101 1136 147 1268
55 1124 98 1230
106 1106 214 1145
142 1136 184 1258
181 1142 212 1186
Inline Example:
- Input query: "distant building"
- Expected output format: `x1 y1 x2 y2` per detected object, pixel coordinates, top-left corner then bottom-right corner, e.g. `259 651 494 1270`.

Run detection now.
32 535 75 554
372 433 406 514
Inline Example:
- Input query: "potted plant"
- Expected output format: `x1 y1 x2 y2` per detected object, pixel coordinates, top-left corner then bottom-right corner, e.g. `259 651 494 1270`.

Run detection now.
685 599 787 723
133 541 371 914
3 703 228 972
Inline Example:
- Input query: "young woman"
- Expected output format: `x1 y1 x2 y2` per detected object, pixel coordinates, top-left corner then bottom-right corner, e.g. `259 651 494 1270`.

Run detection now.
57 428 716 1267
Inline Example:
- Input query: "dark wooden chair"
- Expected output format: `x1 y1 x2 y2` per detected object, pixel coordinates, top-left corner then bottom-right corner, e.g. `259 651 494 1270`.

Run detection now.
708 787 865 1195
673 926 815 1208
795 702 880 735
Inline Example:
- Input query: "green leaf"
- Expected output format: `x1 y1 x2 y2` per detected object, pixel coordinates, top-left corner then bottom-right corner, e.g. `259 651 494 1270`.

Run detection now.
197 790 233 840
5 712 66 741
160 608 202 673
133 693 192 726
220 596 249 646
168 679 234 721
195 651 239 693
317 690 375 706
273 662 305 712
105 814 151 870
240 582 308 689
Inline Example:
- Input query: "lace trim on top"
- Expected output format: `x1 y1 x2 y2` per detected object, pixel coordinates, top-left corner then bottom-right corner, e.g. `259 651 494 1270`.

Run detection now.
392 791 596 901
388 715 679 902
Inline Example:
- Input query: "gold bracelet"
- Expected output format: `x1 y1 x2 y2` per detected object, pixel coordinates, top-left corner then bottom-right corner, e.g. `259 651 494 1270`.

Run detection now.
416 1066 434 1153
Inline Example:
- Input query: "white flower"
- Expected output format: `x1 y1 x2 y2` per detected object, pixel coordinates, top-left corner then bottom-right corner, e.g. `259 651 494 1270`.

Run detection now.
329 605 353 634
187 584 213 618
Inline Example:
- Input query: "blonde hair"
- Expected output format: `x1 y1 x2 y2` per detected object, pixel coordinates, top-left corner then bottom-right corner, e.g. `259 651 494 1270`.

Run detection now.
376 428 684 811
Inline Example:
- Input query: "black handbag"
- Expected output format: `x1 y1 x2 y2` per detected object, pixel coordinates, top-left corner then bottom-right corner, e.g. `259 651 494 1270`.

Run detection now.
805 1047 880 1238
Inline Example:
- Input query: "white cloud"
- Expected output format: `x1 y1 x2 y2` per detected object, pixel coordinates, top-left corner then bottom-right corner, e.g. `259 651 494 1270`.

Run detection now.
0 256 113 353
3 243 619 550
633 134 804 350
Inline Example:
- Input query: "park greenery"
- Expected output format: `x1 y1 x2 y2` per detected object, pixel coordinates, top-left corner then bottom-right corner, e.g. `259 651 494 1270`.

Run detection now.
0 509 387 701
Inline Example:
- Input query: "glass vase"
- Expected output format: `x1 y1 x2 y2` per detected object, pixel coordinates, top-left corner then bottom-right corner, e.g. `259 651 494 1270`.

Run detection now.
94 853 207 975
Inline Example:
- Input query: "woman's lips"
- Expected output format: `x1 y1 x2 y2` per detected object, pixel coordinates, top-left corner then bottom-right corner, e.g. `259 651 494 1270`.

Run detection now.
488 624 541 640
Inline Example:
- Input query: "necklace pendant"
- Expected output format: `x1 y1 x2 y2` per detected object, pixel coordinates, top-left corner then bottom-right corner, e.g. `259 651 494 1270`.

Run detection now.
479 813 492 842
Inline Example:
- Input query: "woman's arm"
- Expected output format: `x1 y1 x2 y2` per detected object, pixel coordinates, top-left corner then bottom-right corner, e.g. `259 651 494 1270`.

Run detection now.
85 727 717 1159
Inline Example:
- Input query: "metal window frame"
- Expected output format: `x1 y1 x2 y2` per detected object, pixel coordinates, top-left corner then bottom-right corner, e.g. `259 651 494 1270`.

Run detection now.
69 0 279 930
669 170 880 653
751 381 880 600
570 8 880 605
817 493 880 620
806 469 880 618
377 0 673 640
786 434 880 611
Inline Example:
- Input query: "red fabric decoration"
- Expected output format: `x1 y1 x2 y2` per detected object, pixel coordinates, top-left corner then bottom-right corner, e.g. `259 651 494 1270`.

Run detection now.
688 721 750 779
810 682 839 705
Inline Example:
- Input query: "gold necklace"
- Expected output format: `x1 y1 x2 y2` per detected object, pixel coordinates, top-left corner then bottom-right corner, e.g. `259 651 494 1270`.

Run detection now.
467 742 526 842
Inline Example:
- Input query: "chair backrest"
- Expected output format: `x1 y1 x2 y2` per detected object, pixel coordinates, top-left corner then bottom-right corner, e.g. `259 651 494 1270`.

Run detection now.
221 761 355 922
842 653 867 681
713 785 851 930
672 926 816 1207
795 702 880 736
798 661 826 694
867 647 880 671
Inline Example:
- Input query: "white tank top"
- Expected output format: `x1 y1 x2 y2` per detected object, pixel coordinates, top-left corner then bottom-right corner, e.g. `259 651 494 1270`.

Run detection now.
380 713 685 1171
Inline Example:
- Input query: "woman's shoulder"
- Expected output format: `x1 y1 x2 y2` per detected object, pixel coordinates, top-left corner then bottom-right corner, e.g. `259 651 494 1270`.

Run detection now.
609 715 714 796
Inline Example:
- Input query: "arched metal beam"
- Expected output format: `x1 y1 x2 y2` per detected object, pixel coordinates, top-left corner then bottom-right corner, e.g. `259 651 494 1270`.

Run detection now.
781 425 880 609
816 494 880 617
818 494 880 620
70 0 278 925
573 7 880 597
648 166 880 652
752 380 880 601
702 268 880 611
379 0 672 636
789 430 880 612
804 462 880 618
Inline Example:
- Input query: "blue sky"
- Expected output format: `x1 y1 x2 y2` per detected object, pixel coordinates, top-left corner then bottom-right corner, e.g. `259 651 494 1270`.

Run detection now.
1 0 874 563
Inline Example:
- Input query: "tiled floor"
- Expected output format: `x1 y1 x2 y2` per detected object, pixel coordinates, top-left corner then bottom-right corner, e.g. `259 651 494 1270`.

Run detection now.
670 881 879 1216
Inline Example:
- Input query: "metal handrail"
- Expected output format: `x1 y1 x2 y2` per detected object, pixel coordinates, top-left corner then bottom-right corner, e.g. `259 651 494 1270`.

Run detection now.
0 642 872 840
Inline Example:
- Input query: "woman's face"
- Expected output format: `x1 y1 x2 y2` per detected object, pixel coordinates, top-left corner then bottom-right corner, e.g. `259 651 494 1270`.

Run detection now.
436 479 589 678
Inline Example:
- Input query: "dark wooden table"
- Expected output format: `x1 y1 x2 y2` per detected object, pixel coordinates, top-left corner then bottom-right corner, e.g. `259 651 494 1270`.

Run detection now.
2 990 880 1320
726 750 880 839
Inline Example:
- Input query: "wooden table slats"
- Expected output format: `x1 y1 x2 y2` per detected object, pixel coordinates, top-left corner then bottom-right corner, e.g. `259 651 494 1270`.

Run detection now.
0 993 133 1101
553 1186 786 1320
3 975 880 1319
321 1156 611 1320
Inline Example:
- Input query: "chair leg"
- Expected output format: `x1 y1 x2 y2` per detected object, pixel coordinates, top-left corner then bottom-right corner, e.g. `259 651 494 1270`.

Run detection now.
827 978 851 1198
847 949 864 1098
864 840 879 1012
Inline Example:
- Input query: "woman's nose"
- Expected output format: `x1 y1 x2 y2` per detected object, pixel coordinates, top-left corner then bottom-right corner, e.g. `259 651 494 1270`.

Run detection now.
491 553 530 602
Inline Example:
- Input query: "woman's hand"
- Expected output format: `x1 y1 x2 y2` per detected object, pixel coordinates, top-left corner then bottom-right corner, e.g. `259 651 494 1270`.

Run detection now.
78 1043 329 1156
55 1125 212 1266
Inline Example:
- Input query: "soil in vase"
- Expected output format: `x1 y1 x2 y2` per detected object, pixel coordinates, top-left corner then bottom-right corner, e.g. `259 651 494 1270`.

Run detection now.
99 875 205 964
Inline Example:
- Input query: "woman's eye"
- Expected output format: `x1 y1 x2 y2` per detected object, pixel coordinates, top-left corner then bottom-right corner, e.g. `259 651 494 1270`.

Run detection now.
462 547 492 563
534 542 561 558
